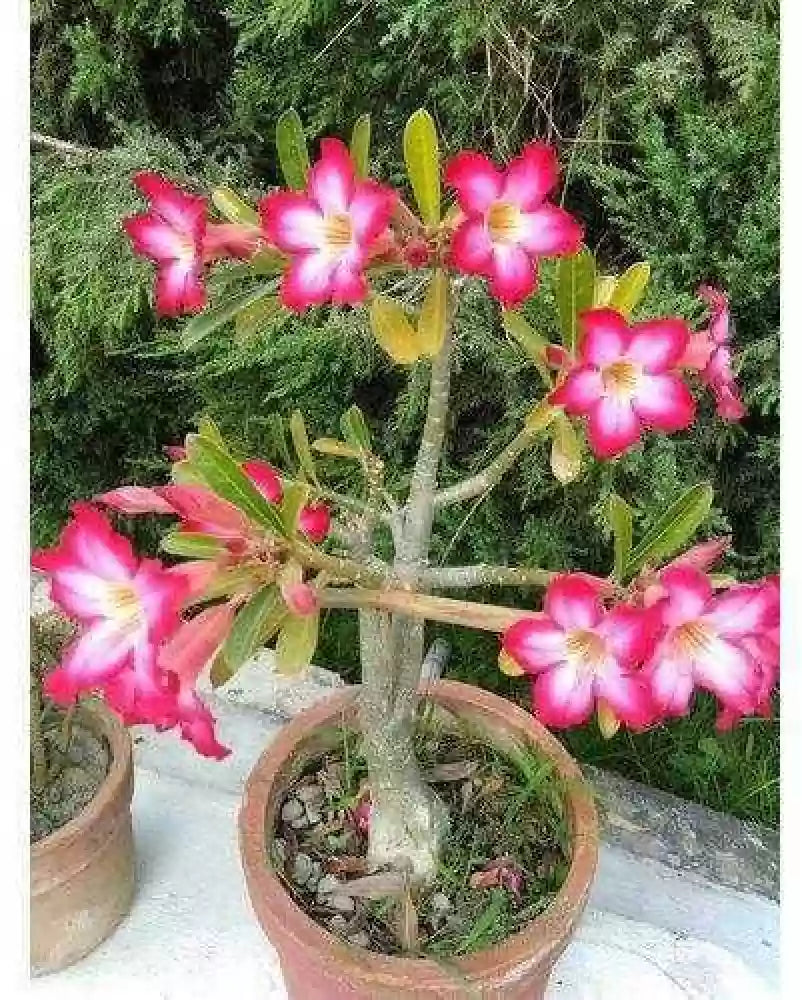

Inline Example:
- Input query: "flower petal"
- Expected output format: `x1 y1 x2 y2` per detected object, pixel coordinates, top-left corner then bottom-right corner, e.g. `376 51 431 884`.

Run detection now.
517 204 583 258
599 605 656 667
704 584 775 638
158 603 235 684
502 615 567 674
578 309 630 366
133 172 206 237
260 191 325 252
159 485 251 541
123 214 190 262
595 662 655 729
154 258 207 317
59 620 136 688
348 181 396 245
243 460 283 504
550 366 603 414
531 664 594 728
586 396 641 458
658 566 713 626
444 151 502 214
631 373 696 432
279 251 335 312
449 218 493 274
308 138 354 216
330 261 369 306
544 574 602 630
627 319 690 372
501 142 559 210
692 635 759 714
646 644 696 717
487 243 536 307
97 485 177 515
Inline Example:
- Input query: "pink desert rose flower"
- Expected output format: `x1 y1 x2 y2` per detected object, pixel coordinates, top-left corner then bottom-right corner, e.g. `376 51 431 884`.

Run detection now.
298 502 331 544
644 566 774 721
261 138 396 311
680 285 746 422
444 142 583 307
550 308 696 459
502 574 656 730
242 459 283 504
124 172 260 317
32 503 187 722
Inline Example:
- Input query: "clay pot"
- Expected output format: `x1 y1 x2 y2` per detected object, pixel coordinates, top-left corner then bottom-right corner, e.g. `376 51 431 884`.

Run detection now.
239 679 598 999
31 700 135 975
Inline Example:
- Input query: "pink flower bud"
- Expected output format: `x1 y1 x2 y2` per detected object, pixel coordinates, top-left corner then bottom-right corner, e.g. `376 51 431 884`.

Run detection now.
402 237 430 268
242 459 283 504
298 502 331 543
280 581 319 617
164 444 187 462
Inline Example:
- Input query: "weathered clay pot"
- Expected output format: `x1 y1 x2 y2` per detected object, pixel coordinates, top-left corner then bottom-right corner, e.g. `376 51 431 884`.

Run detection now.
31 700 135 975
239 679 598 999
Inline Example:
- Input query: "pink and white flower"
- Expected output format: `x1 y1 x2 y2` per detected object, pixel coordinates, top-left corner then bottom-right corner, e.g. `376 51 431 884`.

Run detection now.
550 308 696 458
644 566 774 720
32 503 186 720
124 172 260 317
261 139 396 312
502 575 656 730
681 285 746 422
444 143 583 307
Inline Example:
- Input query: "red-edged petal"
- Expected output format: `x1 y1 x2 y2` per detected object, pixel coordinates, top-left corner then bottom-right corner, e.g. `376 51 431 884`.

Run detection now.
449 218 493 275
712 380 747 422
159 485 251 541
279 252 335 312
134 558 187 643
550 366 603 414
175 688 231 759
133 172 206 237
586 396 641 458
349 181 397 246
631 373 696 432
487 243 536 307
627 319 690 372
517 204 583 258
502 615 567 675
691 635 760 714
298 503 331 543
667 537 731 574
158 602 236 685
97 486 177 515
33 502 137 583
329 261 369 306
154 258 207 317
260 191 325 252
167 560 218 602
58 620 136 689
243 460 283 504
680 330 716 372
595 663 655 729
123 214 190 263
658 566 713 626
501 143 559 210
531 664 594 728
646 644 695 717
544 574 602 630
308 138 354 215
444 151 502 215
599 604 656 667
704 584 775 638
578 309 630 366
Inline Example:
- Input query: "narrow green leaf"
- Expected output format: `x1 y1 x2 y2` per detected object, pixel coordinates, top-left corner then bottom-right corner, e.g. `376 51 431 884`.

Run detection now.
194 566 267 604
403 109 440 226
350 114 371 180
624 483 714 579
266 413 293 471
609 262 650 318
550 414 582 484
211 186 259 227
249 248 286 274
340 405 372 452
607 494 633 582
370 295 423 364
279 481 310 535
171 459 205 486
289 410 320 486
593 275 617 307
235 295 282 340
275 610 320 676
223 585 281 673
160 531 226 559
502 310 551 385
417 269 449 357
197 415 225 446
210 649 235 688
181 284 275 349
312 437 361 459
555 249 596 354
275 109 309 190
186 433 287 536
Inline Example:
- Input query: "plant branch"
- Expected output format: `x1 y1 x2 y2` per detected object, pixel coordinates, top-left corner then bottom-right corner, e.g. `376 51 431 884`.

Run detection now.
31 131 97 158
422 564 554 589
432 424 540 509
294 545 392 586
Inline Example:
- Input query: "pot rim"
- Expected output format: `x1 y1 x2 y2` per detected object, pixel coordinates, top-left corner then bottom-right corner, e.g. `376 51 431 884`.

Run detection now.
239 679 599 986
31 698 133 863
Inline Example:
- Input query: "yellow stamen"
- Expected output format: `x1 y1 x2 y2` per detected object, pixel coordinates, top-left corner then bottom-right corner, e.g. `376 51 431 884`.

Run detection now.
107 583 142 623
602 360 640 396
324 213 353 250
675 620 714 657
566 629 607 675
487 201 521 243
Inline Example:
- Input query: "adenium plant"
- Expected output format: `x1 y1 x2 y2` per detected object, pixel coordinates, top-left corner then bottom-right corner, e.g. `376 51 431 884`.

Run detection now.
33 109 778 885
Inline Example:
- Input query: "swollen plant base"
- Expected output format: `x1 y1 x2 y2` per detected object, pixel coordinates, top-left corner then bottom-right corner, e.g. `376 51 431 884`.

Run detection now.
239 680 598 1000
31 700 135 976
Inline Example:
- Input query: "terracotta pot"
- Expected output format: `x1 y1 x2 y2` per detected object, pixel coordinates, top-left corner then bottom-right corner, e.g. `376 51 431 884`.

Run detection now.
239 679 599 999
31 700 135 975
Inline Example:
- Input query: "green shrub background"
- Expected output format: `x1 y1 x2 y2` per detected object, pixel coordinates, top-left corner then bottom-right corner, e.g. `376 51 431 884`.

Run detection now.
31 1 779 824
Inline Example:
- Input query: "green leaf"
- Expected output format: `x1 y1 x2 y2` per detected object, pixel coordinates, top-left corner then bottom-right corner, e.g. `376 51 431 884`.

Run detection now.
171 459 205 486
370 295 423 364
194 566 267 604
550 414 582 484
289 410 320 486
186 433 287 537
403 109 440 226
624 483 714 579
265 413 293 471
607 494 633 582
593 275 617 307
210 648 235 688
275 610 320 676
197 415 225 446
275 109 309 190
235 294 282 340
555 249 596 354
211 186 259 227
609 262 650 318
501 310 551 385
160 531 226 559
280 481 310 535
312 437 361 459
249 248 287 274
181 284 275 350
417 269 449 357
340 405 372 452
350 114 371 180
223 585 281 673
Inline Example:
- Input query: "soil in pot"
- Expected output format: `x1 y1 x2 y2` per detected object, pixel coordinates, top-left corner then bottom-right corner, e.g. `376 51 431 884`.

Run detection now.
270 704 572 958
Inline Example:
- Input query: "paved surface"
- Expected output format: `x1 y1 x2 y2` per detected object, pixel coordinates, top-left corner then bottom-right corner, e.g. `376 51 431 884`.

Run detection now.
29 656 779 999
